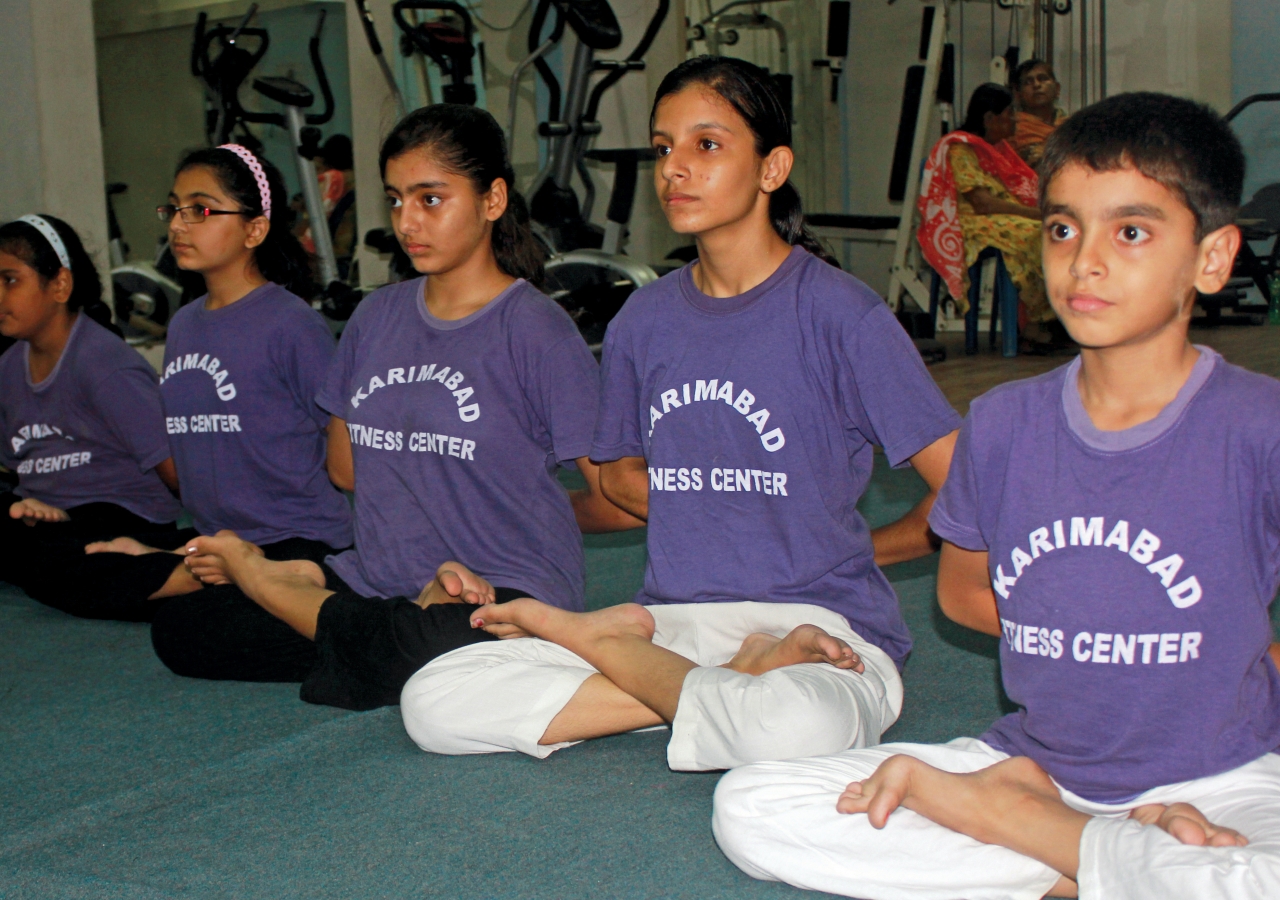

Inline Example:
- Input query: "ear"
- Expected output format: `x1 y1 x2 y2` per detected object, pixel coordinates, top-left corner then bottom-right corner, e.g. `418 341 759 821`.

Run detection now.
1193 223 1241 296
243 215 271 251
484 177 509 223
48 268 74 306
760 146 794 194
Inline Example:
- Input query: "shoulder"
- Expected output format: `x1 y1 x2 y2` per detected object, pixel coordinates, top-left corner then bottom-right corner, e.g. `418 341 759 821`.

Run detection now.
345 278 420 333
254 284 332 334
500 280 590 353
794 254 885 319
77 317 154 377
968 364 1069 434
1199 358 1280 439
607 265 684 336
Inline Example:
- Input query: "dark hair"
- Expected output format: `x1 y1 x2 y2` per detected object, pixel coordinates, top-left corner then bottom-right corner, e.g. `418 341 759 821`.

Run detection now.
1039 92 1245 240
0 214 116 334
650 56 839 267
175 147 314 297
321 134 353 172
379 104 546 287
1011 58 1055 90
960 83 1015 138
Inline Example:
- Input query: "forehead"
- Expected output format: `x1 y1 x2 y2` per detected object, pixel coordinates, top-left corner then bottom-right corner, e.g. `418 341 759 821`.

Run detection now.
0 250 34 272
383 148 470 190
652 85 744 132
172 165 231 200
1046 162 1191 217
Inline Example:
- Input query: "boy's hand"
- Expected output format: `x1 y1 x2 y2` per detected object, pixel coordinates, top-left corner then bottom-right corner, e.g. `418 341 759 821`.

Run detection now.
1129 803 1248 847
9 497 70 526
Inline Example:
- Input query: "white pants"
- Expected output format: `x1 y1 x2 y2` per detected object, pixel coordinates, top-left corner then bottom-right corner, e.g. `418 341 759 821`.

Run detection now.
713 737 1280 900
400 601 903 771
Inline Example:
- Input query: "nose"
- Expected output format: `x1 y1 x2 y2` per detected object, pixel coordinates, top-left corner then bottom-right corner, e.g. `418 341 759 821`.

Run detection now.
658 147 688 185
1069 228 1107 283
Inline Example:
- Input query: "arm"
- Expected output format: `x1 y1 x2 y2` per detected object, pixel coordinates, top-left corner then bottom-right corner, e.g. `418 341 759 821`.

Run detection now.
155 458 179 494
936 541 1001 636
326 417 354 492
963 188 1041 219
871 430 957 567
598 456 648 522
570 457 646 533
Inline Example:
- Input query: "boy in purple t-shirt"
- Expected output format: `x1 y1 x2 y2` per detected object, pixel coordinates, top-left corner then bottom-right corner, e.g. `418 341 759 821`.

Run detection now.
713 94 1280 899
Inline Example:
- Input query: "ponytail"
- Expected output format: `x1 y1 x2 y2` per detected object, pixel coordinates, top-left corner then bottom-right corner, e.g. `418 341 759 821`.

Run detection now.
379 104 547 287
0 214 119 336
652 56 840 268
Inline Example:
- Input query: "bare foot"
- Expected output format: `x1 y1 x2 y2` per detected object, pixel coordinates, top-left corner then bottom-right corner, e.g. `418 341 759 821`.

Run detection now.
183 531 321 589
10 497 70 526
725 625 864 676
415 561 496 608
85 536 167 556
470 598 656 643
1129 803 1248 848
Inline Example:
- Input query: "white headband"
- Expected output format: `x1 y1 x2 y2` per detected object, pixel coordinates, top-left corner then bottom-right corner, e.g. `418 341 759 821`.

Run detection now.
18 215 71 270
217 144 272 220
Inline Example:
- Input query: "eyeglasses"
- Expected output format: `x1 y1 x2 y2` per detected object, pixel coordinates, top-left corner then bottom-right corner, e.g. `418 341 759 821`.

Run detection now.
155 204 248 224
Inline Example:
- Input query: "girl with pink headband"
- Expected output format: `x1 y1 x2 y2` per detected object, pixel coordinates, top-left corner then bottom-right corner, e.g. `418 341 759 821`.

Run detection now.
81 144 352 627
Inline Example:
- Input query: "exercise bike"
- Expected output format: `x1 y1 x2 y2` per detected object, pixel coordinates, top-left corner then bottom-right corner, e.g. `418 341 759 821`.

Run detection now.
512 0 670 350
393 1 484 108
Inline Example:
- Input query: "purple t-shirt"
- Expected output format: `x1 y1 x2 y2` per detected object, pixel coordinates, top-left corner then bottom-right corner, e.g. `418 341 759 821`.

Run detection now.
0 314 179 522
592 247 961 664
317 277 599 605
159 283 352 547
930 347 1280 802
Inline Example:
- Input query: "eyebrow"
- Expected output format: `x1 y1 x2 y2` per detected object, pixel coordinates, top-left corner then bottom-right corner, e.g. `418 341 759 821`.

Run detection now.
170 191 222 203
651 121 733 139
1109 203 1167 221
1042 202 1168 221
397 181 448 192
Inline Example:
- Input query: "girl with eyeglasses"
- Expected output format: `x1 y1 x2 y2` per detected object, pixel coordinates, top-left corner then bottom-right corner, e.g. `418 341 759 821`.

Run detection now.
82 146 351 626
148 104 637 709
0 214 181 617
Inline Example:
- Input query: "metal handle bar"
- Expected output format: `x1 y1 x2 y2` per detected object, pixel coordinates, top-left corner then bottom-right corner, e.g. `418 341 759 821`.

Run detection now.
1225 93 1280 124
392 1 475 47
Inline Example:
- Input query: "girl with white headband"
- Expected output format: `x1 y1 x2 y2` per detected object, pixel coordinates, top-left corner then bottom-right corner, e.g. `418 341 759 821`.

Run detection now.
0 214 182 615
83 145 352 630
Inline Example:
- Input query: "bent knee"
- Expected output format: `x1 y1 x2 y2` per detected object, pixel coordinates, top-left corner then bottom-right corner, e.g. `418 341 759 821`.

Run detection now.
398 660 487 754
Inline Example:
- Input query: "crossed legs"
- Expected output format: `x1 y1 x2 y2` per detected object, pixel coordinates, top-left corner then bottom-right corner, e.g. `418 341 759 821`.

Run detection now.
84 535 204 599
469 599 864 746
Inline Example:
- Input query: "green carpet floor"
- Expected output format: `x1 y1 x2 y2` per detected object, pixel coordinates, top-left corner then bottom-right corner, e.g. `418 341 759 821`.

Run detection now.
4 458 1265 898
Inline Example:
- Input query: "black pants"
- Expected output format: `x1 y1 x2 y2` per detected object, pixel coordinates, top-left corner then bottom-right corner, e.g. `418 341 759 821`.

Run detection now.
0 491 180 620
151 568 528 711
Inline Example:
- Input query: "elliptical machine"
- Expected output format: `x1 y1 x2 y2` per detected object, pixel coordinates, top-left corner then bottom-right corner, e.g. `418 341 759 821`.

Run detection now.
511 0 670 349
393 1 484 107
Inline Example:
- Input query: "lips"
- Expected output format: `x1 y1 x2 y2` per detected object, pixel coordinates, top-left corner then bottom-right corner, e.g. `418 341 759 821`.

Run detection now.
1066 293 1112 313
664 193 696 206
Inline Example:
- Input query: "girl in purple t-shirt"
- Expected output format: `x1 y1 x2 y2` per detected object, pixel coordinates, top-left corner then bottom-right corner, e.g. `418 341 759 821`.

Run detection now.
398 58 960 770
159 104 637 709
79 147 351 624
0 215 181 618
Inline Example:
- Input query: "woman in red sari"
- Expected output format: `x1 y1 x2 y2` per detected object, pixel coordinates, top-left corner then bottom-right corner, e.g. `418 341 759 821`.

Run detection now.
918 83 1060 350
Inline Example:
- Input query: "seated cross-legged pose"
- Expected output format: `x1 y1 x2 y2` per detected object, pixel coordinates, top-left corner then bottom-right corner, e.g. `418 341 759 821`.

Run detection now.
400 57 960 772
80 145 352 623
714 93 1280 899
155 104 637 709
0 214 181 612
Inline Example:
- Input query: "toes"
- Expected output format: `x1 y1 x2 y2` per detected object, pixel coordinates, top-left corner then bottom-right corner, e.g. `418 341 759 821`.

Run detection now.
436 568 464 598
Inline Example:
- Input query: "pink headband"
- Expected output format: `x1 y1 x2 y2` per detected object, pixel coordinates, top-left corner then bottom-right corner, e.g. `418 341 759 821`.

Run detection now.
217 143 272 220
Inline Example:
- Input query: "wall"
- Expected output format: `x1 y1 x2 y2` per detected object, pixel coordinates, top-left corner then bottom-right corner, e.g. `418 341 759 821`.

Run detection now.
96 0 351 266
0 0 111 289
1232 0 1280 201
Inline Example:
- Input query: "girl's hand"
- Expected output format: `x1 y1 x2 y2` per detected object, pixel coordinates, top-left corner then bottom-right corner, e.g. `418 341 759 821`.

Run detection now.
9 497 70 526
